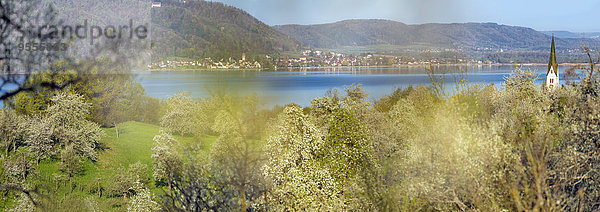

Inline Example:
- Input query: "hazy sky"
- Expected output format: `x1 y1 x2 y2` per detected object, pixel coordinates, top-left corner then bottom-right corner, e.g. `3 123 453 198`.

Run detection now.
209 0 600 32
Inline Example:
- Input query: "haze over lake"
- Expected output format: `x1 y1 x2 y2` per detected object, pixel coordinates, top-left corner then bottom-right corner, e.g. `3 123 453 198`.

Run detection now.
137 65 565 107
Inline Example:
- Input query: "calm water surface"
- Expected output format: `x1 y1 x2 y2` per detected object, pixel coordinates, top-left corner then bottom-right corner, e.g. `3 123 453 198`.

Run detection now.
136 65 567 107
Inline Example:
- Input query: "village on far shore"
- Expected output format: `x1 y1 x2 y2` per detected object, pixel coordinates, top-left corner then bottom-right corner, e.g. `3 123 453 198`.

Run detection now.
147 47 587 71
148 49 501 70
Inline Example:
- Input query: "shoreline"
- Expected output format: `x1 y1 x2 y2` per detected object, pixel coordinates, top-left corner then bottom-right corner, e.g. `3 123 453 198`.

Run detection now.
142 62 594 72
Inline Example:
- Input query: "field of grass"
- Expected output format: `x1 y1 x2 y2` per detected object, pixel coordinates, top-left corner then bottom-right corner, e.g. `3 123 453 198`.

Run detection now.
24 121 217 211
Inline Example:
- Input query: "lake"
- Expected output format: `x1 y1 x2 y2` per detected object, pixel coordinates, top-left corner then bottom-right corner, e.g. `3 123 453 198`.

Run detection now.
136 65 566 107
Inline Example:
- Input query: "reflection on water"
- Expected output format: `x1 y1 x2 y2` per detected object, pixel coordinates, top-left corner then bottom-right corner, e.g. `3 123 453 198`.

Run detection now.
136 65 567 107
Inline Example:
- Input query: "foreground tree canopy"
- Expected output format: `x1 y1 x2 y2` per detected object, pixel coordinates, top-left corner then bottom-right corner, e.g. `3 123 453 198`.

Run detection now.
2 57 600 211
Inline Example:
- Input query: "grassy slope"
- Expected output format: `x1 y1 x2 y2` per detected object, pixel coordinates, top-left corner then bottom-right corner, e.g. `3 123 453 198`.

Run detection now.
29 121 217 211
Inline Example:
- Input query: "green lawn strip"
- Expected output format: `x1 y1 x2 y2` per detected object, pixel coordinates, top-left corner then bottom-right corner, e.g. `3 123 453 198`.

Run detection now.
92 122 161 187
23 121 221 210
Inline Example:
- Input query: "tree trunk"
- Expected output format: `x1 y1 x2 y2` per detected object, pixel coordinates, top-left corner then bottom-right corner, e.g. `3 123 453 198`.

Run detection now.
98 180 102 198
168 179 172 194
264 190 268 207
123 192 127 201
115 122 119 138
241 188 246 212
21 153 26 180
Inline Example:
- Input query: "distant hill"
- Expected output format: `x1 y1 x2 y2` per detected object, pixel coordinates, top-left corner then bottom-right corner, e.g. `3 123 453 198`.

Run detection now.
43 0 151 60
274 19 589 51
541 31 600 39
150 0 302 60
45 0 302 60
40 1 598 62
46 0 150 27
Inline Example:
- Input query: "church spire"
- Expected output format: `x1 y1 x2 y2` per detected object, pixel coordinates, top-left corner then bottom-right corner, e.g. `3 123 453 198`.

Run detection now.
548 34 558 75
546 34 559 90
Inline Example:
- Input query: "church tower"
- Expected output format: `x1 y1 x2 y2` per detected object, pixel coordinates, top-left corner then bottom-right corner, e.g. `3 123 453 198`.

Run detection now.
546 35 559 90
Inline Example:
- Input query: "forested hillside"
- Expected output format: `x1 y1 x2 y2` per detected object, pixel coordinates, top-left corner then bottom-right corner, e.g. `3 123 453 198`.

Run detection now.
45 0 302 60
46 0 150 26
275 19 591 50
150 0 302 60
542 31 600 39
